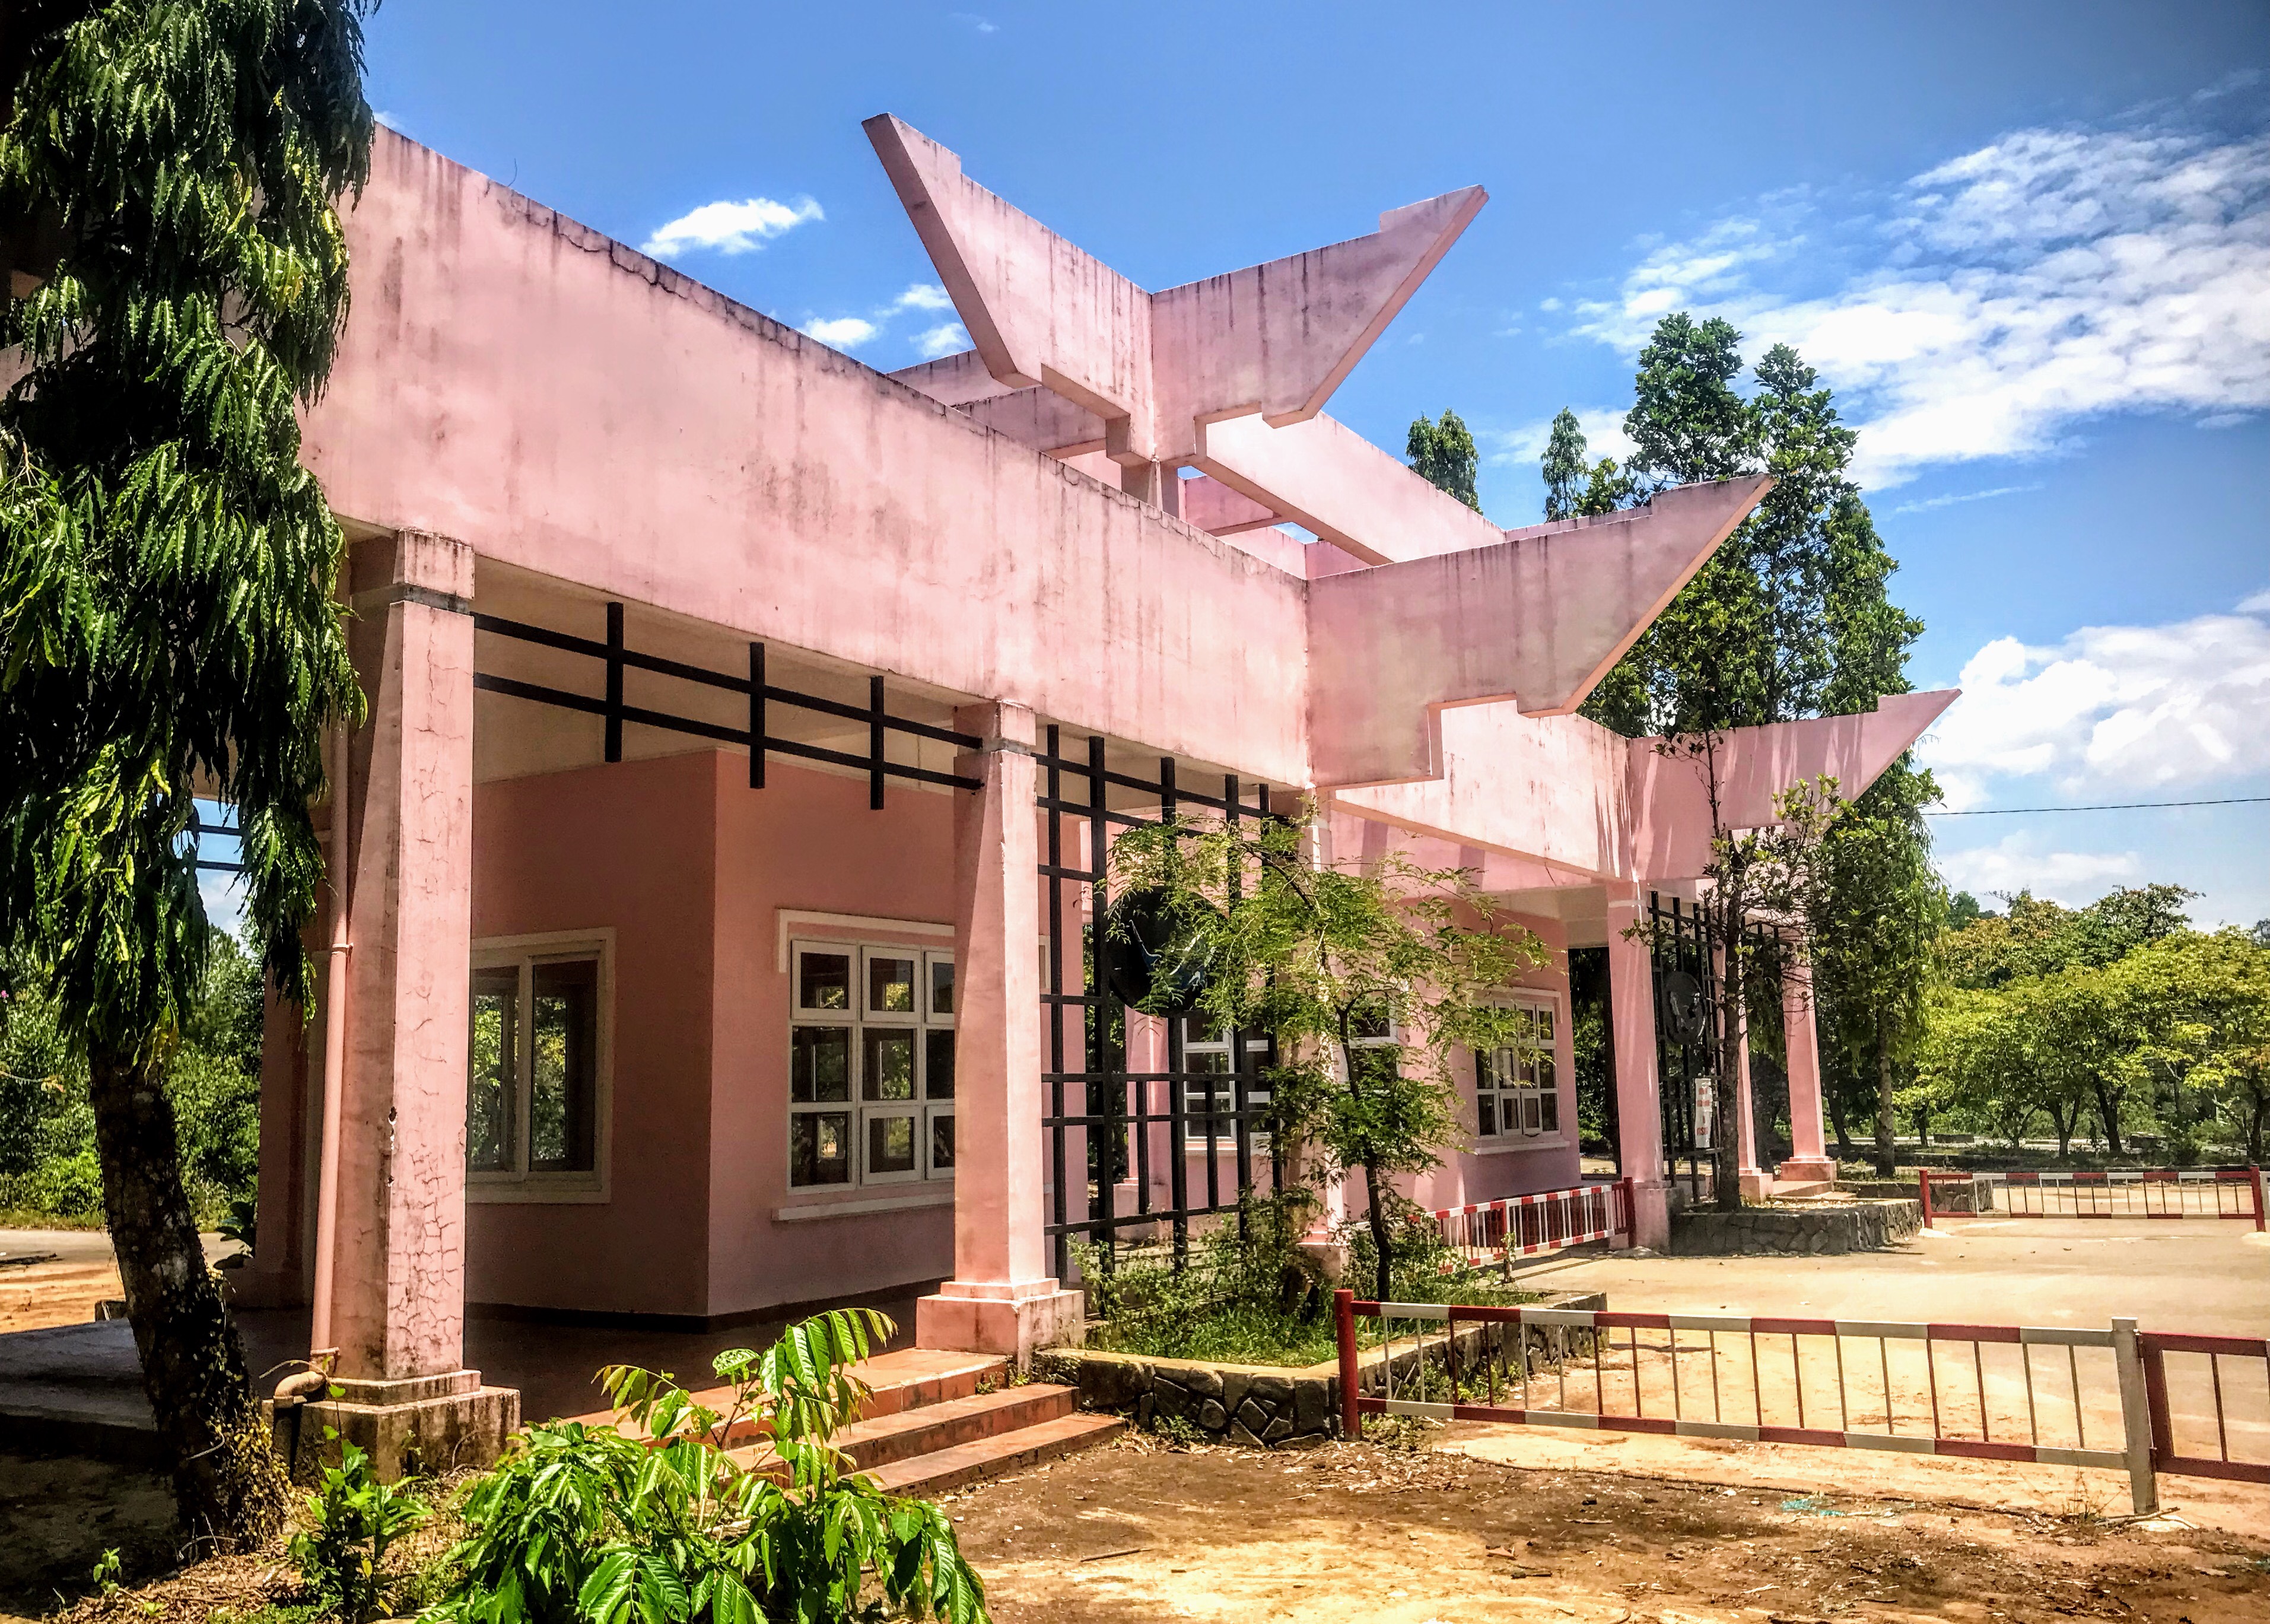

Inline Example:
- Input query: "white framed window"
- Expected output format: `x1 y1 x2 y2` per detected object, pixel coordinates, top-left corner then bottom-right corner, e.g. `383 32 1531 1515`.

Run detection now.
1477 999 1560 1142
469 933 611 1198
790 940 955 1190
1178 1021 1271 1151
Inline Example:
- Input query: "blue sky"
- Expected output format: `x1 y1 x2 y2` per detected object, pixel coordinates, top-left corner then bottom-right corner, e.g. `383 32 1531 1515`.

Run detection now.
225 1 2267 932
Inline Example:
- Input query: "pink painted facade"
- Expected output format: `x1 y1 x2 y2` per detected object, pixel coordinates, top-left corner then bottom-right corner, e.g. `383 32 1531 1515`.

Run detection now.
238 116 1955 1385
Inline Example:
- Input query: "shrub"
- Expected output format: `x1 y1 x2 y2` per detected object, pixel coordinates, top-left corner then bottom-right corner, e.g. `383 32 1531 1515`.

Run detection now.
421 1309 986 1624
289 1437 430 1622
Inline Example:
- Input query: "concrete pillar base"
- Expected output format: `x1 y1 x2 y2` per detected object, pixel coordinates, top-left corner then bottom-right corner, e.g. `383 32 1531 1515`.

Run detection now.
284 1369 519 1481
916 1280 1086 1366
1776 1156 1839 1184
1626 1177 1672 1250
1738 1169 1775 1202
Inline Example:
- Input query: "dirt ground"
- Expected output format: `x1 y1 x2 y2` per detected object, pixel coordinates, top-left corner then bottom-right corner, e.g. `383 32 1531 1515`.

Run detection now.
0 1237 126 1335
939 1434 2270 1624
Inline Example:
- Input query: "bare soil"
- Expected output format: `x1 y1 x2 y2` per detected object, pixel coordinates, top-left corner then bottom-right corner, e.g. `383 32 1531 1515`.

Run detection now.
934 1434 2270 1624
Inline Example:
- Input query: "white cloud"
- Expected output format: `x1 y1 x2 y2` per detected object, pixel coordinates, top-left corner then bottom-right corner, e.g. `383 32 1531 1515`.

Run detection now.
1936 834 2141 906
1565 118 2270 488
913 322 969 360
1490 406 1635 469
802 316 880 349
642 196 824 259
1919 599 2270 799
952 11 999 32
892 283 956 313
1887 483 2040 516
2239 587 2270 613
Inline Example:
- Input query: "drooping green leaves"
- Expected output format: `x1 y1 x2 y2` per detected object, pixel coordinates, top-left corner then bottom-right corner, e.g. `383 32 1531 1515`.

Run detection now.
1405 408 1481 510
1 1 373 1054
430 1310 989 1624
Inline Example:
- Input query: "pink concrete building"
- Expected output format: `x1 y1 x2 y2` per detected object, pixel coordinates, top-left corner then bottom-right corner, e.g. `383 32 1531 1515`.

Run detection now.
236 117 1953 1450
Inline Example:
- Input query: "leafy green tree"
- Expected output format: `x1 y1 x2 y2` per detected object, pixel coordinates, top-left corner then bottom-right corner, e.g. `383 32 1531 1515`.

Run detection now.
0 1 373 1543
1406 408 1481 510
1108 805 1543 1301
1541 408 1589 522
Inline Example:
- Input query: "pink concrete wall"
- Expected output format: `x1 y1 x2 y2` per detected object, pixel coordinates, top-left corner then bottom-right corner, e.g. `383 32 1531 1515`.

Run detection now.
304 133 1314 791
465 752 717 1317
707 752 962 1318
1406 912 1582 1210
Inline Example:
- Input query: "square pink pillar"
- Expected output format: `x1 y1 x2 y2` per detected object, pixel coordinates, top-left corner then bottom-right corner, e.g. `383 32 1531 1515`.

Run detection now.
915 702 1083 1364
1605 889 1670 1249
1776 957 1837 1185
306 530 515 1475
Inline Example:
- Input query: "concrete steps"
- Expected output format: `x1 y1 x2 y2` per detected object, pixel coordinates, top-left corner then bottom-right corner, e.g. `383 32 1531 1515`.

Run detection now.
587 1346 1124 1495
864 1410 1127 1496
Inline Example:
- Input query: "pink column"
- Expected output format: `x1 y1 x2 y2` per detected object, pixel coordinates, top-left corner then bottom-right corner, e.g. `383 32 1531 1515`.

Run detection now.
303 531 515 1476
1776 956 1837 1185
915 701 1083 1362
323 530 477 1381
1605 888 1670 1249
1724 946 1769 1200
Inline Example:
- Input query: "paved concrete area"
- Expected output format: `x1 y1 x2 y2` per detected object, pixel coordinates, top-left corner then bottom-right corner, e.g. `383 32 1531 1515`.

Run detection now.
1522 1215 2270 1336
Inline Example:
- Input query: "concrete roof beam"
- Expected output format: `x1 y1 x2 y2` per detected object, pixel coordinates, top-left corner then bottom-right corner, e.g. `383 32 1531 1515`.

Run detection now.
1308 476 1773 787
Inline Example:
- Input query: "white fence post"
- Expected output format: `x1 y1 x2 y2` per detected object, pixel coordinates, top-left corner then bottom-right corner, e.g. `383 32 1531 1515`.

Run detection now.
2109 1316 2160 1517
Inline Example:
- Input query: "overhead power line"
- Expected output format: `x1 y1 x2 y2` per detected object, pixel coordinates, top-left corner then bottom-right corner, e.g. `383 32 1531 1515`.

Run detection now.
1924 796 2270 816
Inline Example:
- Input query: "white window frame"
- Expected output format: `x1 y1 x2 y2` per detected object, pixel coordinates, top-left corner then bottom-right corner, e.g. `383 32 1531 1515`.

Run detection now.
468 929 613 1204
788 937 956 1192
1177 1021 1271 1152
1475 994 1565 1150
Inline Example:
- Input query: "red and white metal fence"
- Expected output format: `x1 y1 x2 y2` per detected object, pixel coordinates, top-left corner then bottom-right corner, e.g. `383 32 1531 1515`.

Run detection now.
1428 1180 1631 1274
1919 1166 2267 1228
1333 1291 2270 1514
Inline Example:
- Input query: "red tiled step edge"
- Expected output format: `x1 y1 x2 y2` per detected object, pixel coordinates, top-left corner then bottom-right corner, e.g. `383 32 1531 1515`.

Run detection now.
864 1412 1127 1498
727 1383 1074 1478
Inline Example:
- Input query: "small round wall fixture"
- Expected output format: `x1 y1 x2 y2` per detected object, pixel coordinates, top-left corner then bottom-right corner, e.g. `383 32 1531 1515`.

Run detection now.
1102 888 1222 1016
1661 969 1709 1043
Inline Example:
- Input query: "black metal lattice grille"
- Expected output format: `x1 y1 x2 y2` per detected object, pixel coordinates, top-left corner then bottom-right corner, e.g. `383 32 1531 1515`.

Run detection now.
1037 726 1283 1279
1648 892 1720 1206
471 605 984 803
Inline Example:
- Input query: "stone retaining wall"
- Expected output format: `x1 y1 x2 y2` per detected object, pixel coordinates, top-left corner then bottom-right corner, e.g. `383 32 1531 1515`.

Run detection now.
1038 1290 1605 1447
1670 1199 1921 1256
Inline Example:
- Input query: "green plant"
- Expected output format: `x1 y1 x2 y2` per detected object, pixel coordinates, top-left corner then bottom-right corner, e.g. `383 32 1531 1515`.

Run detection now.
1109 806 1544 1302
91 1547 123 1597
289 1436 430 1623
422 1309 986 1624
1149 1413 1204 1448
218 1190 258 1263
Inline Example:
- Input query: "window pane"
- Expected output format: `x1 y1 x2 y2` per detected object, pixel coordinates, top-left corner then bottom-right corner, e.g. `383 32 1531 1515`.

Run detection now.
790 1111 851 1186
1478 1092 1498 1138
1522 1093 1542 1135
1352 1002 1393 1042
864 1029 915 1101
867 1113 917 1176
1535 1008 1555 1043
799 950 852 1010
530 959 598 1173
929 958 956 1018
1535 1053 1556 1091
1540 1091 1560 1133
925 1029 955 1099
468 967 519 1173
930 1110 955 1173
867 953 916 1015
792 1026 851 1102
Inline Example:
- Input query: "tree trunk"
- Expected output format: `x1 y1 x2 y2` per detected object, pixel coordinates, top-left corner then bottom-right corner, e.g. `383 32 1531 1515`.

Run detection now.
1872 1023 1896 1178
2092 1081 2125 1159
1360 1158 1394 1304
1828 1090 1854 1158
2250 1090 2265 1165
2052 1103 2074 1159
88 1041 286 1552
